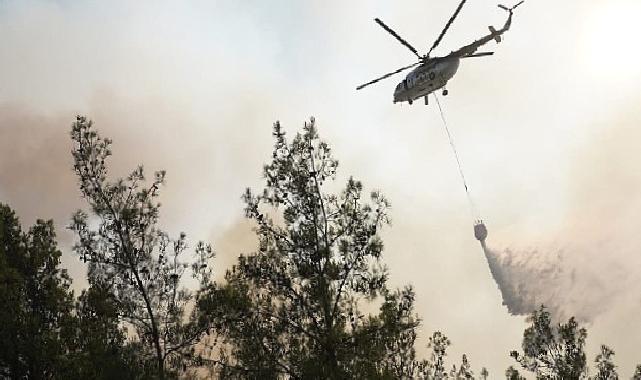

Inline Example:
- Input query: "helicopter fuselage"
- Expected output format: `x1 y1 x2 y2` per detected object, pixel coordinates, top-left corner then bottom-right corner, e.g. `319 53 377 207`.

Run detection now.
393 56 460 104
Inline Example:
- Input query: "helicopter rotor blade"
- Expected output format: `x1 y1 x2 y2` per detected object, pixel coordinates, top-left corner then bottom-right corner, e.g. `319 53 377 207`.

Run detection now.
427 0 468 57
356 62 420 90
374 18 422 59
463 52 495 58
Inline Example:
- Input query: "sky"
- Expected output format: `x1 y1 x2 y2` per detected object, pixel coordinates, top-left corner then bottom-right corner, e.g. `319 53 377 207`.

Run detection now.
1 0 641 376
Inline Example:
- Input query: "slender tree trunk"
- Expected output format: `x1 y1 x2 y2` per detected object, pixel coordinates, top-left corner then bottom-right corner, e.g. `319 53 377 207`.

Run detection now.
133 269 164 379
147 297 165 379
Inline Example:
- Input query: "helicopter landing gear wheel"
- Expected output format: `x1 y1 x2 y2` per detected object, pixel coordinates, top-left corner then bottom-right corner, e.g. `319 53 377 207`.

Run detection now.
408 99 413 105
442 89 449 96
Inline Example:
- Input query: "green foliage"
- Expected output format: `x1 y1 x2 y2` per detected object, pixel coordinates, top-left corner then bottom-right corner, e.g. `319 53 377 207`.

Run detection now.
510 306 587 379
416 331 481 380
592 345 618 380
505 366 526 380
201 118 423 378
0 203 139 379
0 204 74 378
425 331 451 378
62 282 151 379
449 354 475 379
69 116 214 378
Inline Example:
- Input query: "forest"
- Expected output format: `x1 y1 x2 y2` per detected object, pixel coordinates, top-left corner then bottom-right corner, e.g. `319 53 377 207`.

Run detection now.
1 116 639 379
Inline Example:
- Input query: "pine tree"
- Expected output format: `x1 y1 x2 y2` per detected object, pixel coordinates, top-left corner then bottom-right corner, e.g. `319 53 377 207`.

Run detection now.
592 345 618 380
510 306 587 379
505 366 525 380
0 204 74 378
69 116 214 378
201 118 422 378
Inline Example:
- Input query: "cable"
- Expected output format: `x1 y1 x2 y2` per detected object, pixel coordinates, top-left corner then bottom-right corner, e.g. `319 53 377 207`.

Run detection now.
434 94 480 220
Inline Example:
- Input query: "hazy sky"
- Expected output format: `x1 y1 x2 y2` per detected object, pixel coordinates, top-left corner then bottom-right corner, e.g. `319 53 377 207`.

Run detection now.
2 0 641 376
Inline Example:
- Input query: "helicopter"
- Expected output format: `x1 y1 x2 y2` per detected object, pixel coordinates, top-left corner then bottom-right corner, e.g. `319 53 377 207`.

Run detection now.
356 0 525 105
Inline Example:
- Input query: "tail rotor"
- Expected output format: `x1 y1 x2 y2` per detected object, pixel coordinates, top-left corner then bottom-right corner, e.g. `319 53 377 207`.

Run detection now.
498 1 524 12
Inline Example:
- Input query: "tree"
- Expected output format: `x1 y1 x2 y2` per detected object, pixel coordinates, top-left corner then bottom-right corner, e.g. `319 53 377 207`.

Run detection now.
0 202 151 379
510 306 587 379
0 203 75 379
63 282 149 379
592 345 618 380
418 331 481 380
426 331 451 379
505 366 526 380
449 354 474 379
632 365 641 380
201 118 422 378
69 116 214 378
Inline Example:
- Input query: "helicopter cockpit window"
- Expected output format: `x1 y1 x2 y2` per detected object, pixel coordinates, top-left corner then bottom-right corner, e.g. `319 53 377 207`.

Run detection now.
395 83 403 91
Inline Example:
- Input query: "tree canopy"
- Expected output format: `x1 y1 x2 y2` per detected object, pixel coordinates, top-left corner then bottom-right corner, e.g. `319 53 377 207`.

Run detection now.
0 203 140 379
1 116 640 379
199 118 425 378
69 116 214 378
0 204 74 378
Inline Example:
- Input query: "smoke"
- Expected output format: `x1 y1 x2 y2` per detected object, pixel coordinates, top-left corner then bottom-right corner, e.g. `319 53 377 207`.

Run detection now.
209 219 257 282
3 0 641 375
0 98 207 239
0 105 80 242
479 104 641 324
0 90 276 290
481 243 623 323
